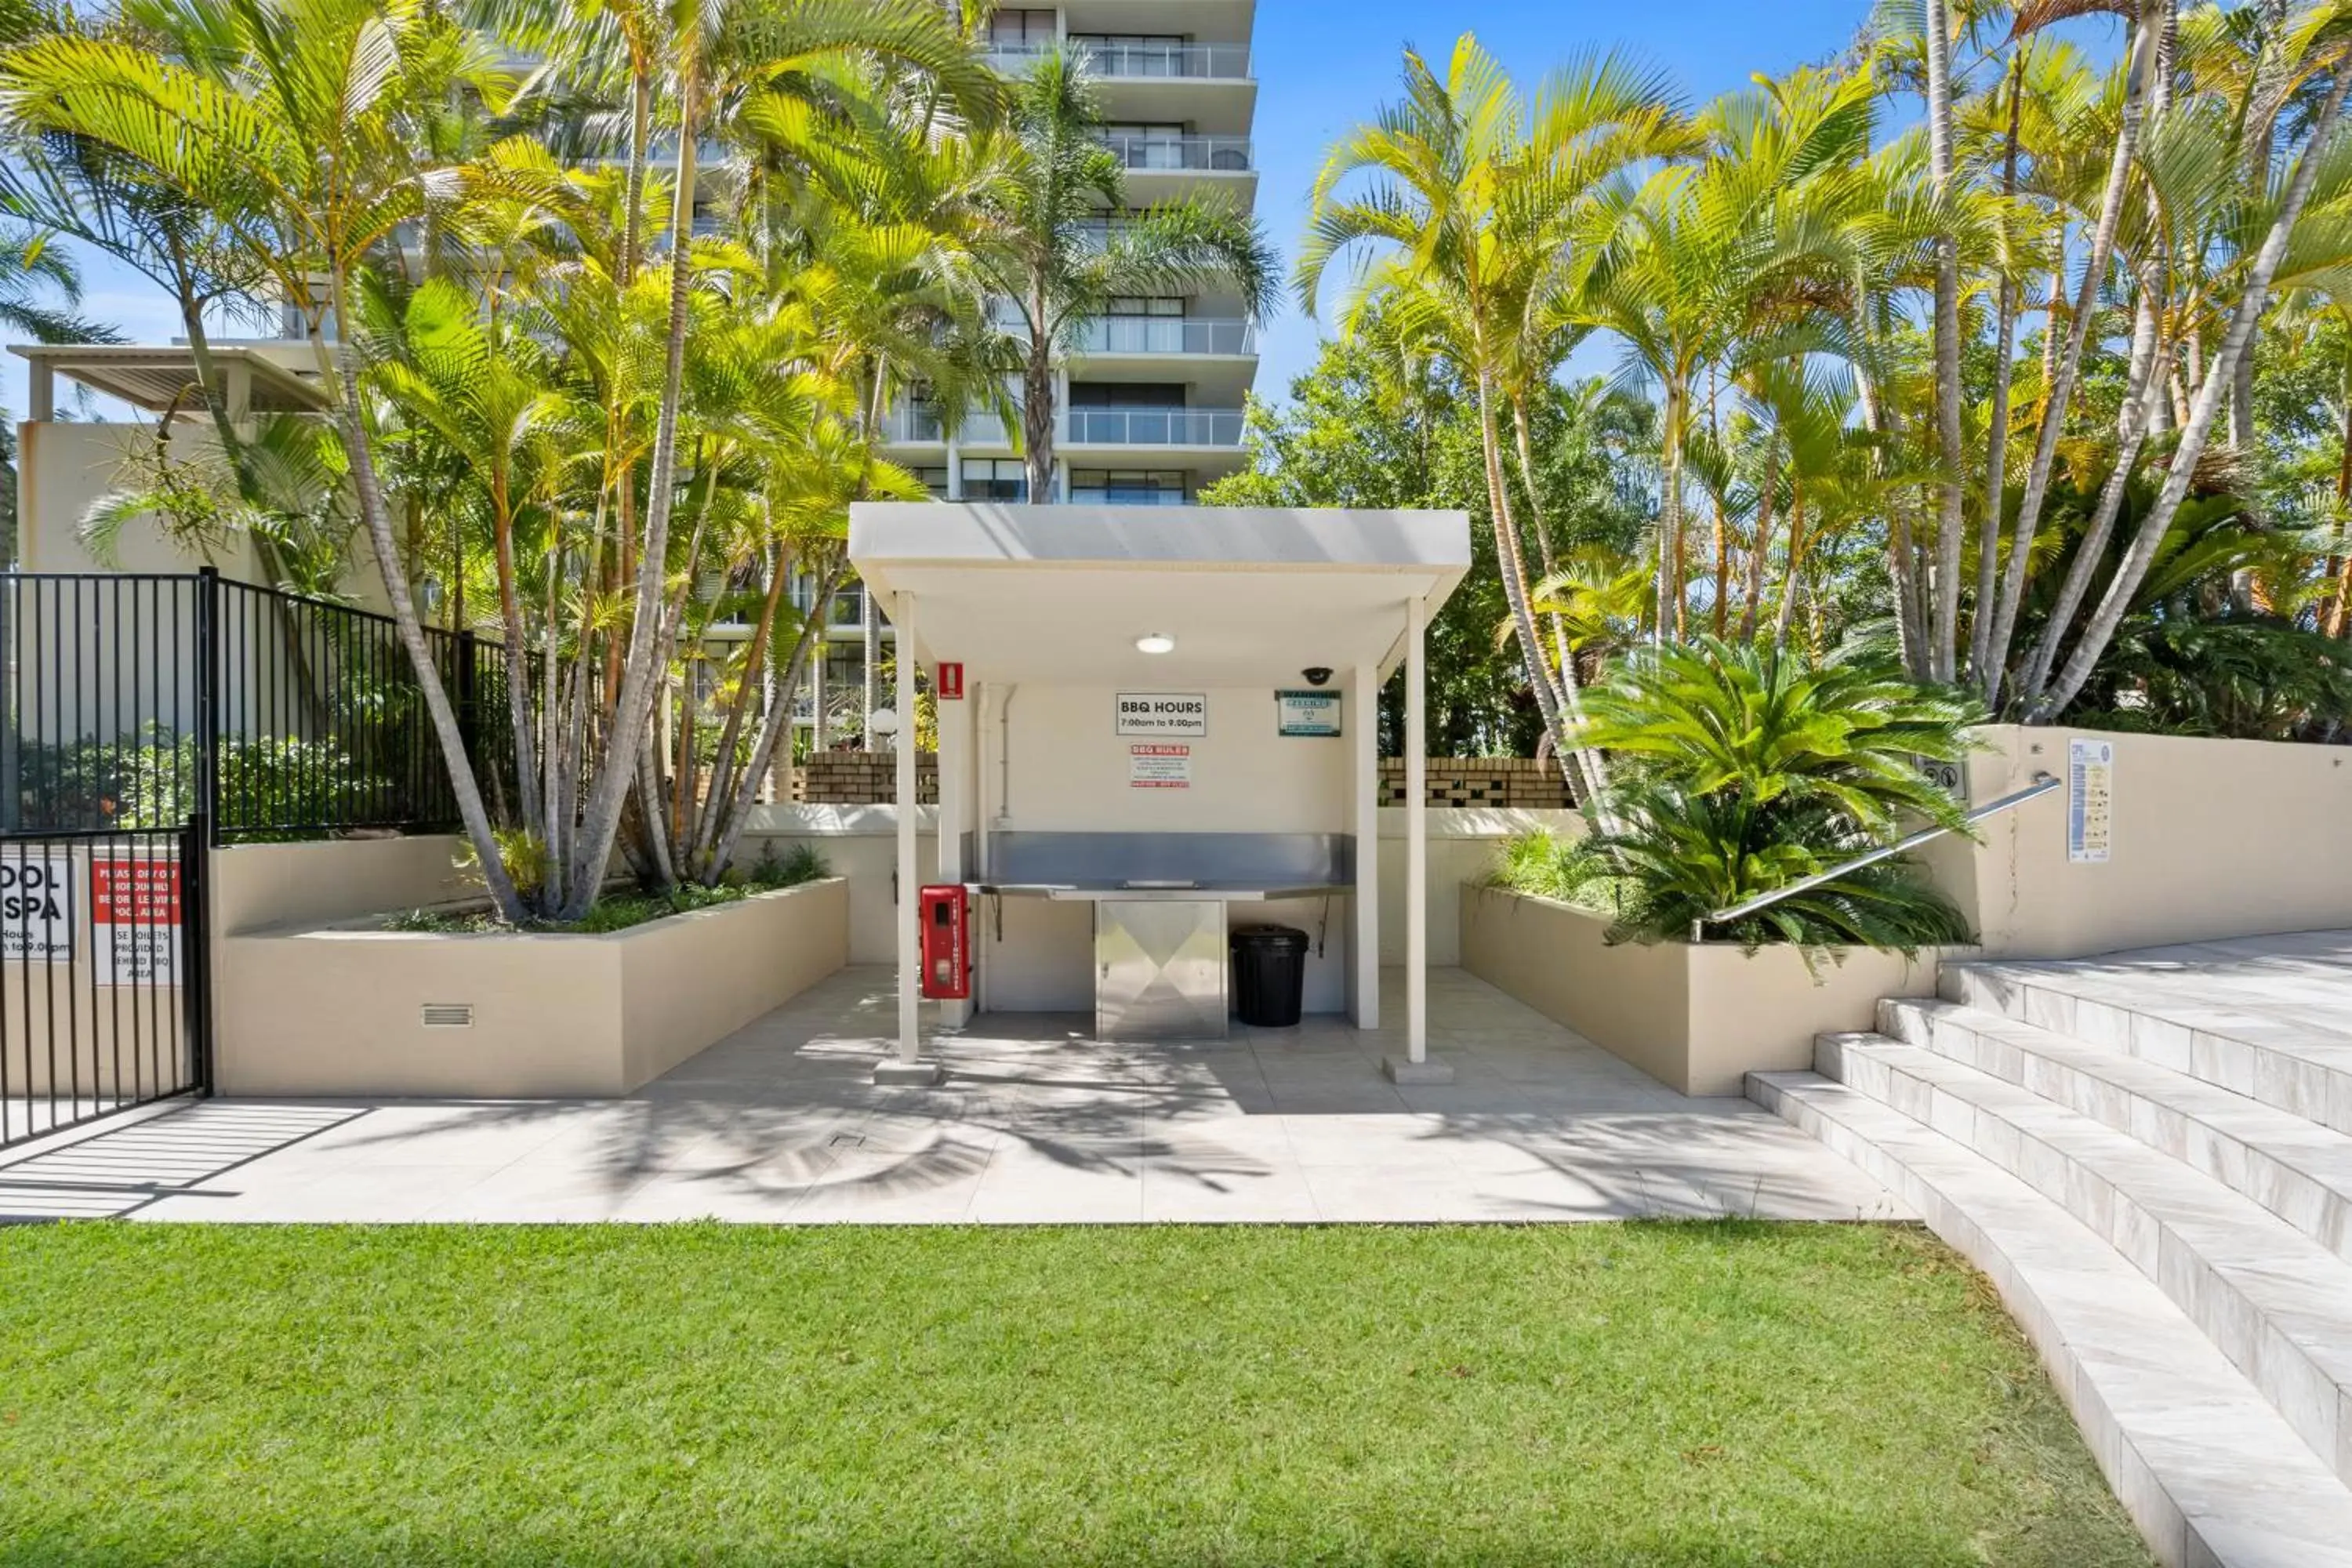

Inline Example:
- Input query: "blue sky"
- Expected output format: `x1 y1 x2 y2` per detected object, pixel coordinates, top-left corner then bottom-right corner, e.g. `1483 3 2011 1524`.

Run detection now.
16 0 1900 423
1247 0 1893 398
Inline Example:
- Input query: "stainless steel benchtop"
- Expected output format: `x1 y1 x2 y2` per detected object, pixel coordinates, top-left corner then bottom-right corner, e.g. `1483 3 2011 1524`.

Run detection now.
971 882 1353 903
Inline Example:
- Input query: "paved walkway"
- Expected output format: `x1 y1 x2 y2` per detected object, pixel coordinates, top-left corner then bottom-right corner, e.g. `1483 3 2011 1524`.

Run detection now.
1 967 1905 1223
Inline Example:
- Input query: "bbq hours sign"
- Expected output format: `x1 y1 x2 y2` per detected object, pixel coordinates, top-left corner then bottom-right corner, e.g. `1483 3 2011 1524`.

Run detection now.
1115 692 1207 737
0 848 73 962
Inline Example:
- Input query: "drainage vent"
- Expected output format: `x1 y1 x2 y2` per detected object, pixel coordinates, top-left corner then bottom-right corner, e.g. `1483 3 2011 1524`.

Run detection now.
421 1004 474 1029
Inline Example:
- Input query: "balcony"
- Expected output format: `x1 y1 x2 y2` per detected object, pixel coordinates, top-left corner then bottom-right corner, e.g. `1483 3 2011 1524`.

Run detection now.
1067 407 1245 447
880 403 945 443
989 42 1251 82
1074 318 1256 356
1100 134 1252 173
1073 41 1250 80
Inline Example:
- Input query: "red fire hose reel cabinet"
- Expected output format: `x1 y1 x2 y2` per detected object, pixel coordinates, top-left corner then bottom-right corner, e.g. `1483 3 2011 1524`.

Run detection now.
918 884 971 1000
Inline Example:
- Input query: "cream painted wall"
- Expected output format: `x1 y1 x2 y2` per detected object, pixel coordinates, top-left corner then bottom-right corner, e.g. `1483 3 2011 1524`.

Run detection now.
993 684 1353 833
217 878 847 1097
18 420 394 610
1919 725 2352 960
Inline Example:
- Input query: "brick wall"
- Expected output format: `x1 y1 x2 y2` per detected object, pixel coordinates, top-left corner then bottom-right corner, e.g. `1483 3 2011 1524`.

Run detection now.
794 750 938 804
1380 758 1572 809
789 752 1566 810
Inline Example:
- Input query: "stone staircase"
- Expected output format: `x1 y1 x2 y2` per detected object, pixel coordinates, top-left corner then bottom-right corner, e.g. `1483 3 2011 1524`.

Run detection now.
1750 933 2352 1568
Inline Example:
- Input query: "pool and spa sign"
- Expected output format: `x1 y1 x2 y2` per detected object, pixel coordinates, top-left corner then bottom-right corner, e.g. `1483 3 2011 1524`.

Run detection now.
1116 692 1207 737
0 848 72 961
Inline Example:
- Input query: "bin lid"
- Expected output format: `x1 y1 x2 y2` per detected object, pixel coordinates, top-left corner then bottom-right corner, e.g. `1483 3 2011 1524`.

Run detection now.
1231 924 1309 946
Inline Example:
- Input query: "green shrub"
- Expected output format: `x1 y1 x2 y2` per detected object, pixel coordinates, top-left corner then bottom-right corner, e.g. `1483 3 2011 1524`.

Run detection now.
1493 638 1979 953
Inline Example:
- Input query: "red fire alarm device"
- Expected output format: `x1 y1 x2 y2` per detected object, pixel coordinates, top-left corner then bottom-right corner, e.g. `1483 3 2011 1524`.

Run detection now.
917 884 971 999
936 662 965 700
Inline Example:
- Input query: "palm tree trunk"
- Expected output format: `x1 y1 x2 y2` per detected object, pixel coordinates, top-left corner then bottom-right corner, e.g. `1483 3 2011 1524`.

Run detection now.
314 272 524 924
1969 48 2027 688
1982 3 2162 707
1925 0 1965 681
709 561 851 881
1773 481 1806 650
1737 434 1777 641
2019 275 2166 707
1474 370 1575 795
1022 296 1056 501
1508 394 1610 812
564 54 702 918
2031 60 2352 721
1654 380 1686 641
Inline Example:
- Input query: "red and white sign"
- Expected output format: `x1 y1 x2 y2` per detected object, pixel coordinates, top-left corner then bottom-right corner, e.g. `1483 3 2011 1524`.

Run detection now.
1129 744 1191 789
936 662 965 700
90 855 181 986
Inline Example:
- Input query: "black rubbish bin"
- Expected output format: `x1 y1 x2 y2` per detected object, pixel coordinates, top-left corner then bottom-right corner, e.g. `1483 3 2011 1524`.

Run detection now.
1230 924 1310 1028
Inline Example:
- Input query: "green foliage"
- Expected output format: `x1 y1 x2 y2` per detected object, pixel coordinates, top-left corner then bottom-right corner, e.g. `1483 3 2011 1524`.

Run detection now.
16 728 386 837
1205 336 1654 753
389 840 829 935
1495 639 1979 953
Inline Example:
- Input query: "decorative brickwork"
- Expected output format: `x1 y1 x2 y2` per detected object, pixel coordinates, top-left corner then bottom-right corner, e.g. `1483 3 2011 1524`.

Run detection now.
1379 758 1572 809
794 750 938 804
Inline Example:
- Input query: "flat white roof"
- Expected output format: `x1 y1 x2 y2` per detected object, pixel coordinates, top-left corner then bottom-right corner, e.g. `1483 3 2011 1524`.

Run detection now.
848 503 1470 686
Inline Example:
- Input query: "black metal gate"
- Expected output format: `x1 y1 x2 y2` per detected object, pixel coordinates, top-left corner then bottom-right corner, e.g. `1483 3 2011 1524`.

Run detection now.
0 817 212 1150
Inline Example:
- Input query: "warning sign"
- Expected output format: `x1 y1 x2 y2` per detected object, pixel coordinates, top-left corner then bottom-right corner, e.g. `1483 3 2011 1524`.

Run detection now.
1129 744 1192 789
0 848 72 961
91 855 181 985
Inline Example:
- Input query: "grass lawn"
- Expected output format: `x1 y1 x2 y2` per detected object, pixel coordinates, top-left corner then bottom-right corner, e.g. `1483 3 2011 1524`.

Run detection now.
0 1221 2147 1566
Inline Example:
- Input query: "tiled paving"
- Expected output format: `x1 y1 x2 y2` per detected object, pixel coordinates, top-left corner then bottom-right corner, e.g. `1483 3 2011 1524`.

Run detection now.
1 967 1905 1224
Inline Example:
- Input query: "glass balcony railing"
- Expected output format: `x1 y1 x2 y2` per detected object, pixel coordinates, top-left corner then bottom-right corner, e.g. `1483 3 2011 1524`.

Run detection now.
1100 134 1253 173
1071 488 1194 506
989 41 1252 81
880 404 944 442
1067 407 1244 446
1075 318 1256 355
1073 41 1250 79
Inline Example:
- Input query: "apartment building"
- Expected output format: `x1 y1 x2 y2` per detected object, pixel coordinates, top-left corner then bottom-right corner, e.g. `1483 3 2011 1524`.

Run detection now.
799 1 1261 746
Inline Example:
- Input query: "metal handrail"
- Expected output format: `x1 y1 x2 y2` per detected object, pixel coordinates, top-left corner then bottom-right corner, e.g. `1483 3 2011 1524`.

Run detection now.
1689 771 2060 942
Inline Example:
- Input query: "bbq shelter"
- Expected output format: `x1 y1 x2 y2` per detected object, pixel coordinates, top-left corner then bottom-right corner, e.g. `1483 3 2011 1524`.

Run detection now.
847 502 1471 1084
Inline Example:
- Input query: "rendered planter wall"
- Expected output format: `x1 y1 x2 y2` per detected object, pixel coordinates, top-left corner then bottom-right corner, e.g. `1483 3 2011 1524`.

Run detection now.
215 877 848 1097
1460 884 1947 1096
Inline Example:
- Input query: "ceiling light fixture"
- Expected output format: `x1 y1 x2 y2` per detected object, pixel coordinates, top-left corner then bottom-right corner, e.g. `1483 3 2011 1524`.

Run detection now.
1134 633 1176 655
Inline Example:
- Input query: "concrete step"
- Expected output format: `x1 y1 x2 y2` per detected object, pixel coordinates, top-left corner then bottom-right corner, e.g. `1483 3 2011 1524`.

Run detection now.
1749 1067 2352 1568
1943 959 2352 1137
1820 1033 2352 1494
1879 996 2352 1268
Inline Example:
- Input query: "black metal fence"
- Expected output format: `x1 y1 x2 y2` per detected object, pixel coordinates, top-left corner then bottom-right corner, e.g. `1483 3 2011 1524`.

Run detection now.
0 818 211 1149
1 569 528 844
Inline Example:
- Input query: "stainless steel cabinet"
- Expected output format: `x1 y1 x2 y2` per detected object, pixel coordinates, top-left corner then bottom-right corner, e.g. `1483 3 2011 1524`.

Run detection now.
1094 898 1227 1040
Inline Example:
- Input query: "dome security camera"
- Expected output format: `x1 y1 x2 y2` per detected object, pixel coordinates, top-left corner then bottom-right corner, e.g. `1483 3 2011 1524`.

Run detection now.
1301 667 1334 687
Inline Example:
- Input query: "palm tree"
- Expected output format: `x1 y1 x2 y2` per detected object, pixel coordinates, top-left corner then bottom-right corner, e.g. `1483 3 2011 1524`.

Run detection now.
1300 36 1681 804
967 47 1277 502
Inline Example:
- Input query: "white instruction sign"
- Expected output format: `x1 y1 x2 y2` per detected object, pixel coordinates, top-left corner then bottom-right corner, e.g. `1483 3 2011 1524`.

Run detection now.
1129 744 1192 789
1116 692 1207 737
2067 738 2114 864
91 854 180 985
0 848 72 961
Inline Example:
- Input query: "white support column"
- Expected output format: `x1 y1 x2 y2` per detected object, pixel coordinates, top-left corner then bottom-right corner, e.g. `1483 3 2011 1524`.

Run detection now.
877 590 942 1084
27 361 52 423
1351 661 1380 1029
1384 595 1450 1084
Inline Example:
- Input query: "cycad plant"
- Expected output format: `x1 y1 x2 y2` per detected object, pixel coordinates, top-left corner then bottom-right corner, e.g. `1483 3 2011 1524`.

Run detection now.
1500 637 1980 953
